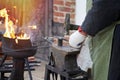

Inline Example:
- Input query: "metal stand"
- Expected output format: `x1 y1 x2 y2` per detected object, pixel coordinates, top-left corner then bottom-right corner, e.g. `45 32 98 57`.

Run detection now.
9 58 25 80
45 64 89 80
44 52 88 80
0 55 39 80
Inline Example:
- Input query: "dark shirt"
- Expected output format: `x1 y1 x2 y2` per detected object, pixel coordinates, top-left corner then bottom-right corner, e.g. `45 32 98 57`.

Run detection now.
81 0 120 36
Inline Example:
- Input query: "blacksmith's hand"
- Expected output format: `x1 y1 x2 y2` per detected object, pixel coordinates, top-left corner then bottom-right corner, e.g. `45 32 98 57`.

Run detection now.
69 27 87 48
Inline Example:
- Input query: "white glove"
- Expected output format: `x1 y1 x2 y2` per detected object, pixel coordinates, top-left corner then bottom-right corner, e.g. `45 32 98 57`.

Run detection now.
69 30 86 48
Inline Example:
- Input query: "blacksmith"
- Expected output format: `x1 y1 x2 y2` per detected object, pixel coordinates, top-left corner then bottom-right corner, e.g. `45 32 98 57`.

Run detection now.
69 0 120 80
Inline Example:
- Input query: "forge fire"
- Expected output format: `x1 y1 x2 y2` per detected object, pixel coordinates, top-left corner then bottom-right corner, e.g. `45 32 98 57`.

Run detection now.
0 8 37 44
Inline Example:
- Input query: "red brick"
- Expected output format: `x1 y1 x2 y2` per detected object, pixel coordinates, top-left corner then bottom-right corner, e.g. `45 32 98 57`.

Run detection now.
53 17 59 22
65 1 75 7
53 17 65 23
53 0 75 23
70 13 75 19
59 6 75 12
54 12 64 17
58 17 65 23
53 6 59 11
66 0 75 2
54 0 64 6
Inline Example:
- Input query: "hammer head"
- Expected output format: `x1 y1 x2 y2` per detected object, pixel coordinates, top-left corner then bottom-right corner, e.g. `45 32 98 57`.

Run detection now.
64 14 79 35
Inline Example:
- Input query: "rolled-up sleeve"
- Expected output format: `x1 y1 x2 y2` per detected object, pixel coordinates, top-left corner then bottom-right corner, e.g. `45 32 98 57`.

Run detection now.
81 0 120 36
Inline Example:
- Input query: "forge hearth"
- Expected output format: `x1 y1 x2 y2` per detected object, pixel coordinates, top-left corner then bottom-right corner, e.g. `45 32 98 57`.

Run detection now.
1 36 37 80
2 36 36 58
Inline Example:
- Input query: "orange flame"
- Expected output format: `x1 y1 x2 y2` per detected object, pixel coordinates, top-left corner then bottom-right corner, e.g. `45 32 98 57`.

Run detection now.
0 8 37 44
0 8 15 38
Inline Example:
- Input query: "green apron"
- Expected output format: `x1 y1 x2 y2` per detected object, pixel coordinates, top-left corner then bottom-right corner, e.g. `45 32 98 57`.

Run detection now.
87 0 119 80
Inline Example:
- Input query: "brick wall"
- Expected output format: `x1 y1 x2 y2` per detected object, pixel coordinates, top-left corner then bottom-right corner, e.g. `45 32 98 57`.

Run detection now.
53 0 75 24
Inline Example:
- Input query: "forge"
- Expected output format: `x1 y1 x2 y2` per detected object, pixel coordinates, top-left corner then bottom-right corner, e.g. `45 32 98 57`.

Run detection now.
0 0 53 80
1 36 37 80
0 0 53 61
2 36 36 58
